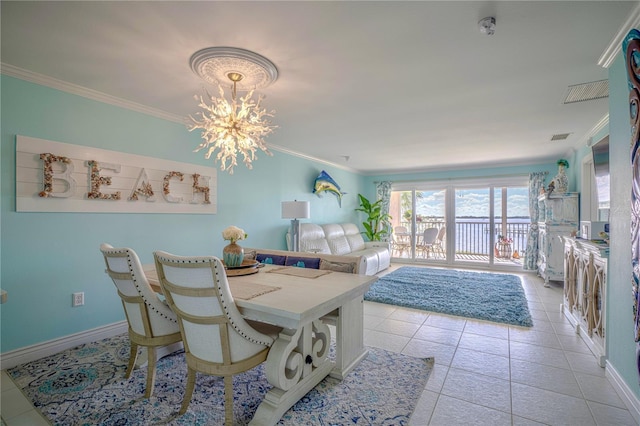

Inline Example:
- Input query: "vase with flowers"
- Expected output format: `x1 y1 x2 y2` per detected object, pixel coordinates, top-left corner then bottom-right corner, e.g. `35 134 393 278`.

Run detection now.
222 225 247 267
552 159 569 193
495 235 513 259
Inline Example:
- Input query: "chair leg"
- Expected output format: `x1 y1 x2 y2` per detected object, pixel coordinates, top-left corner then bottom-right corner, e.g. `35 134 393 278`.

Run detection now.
224 375 234 425
179 367 197 415
125 341 139 378
144 347 157 398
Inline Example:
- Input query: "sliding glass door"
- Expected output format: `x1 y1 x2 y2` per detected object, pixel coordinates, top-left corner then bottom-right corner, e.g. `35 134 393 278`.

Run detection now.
455 187 492 266
495 187 530 265
390 178 530 270
389 189 446 261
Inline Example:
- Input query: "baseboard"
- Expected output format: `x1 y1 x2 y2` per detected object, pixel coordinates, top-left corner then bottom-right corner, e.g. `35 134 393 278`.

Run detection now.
1 321 127 370
606 360 640 424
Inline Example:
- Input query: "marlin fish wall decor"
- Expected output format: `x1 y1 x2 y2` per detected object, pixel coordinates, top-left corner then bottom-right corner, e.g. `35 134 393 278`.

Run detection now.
313 170 346 207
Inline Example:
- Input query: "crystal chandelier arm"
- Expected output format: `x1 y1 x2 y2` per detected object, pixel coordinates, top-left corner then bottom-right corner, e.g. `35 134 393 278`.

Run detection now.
188 79 277 174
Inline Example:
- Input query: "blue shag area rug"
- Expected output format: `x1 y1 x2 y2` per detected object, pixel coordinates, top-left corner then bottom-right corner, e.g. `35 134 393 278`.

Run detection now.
366 267 533 327
8 333 433 425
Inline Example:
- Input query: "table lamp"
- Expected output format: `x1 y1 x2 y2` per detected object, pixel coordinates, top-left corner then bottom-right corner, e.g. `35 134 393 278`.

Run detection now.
282 200 310 251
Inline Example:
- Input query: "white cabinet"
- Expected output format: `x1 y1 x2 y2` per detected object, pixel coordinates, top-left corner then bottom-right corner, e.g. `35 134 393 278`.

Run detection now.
561 237 608 366
537 193 579 285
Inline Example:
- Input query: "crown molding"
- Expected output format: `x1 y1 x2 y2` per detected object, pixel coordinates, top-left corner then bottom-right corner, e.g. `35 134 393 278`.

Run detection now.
362 156 557 177
1 62 356 174
0 63 184 123
268 142 361 174
573 113 609 151
598 3 640 68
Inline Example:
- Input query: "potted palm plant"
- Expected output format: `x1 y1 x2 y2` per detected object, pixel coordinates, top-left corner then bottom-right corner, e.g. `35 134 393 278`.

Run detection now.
356 193 392 241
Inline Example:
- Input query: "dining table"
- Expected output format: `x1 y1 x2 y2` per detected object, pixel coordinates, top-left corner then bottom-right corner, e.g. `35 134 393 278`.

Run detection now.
144 263 377 426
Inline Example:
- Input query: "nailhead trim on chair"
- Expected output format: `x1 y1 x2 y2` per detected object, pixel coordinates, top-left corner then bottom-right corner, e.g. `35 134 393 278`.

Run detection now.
155 254 273 347
106 247 178 324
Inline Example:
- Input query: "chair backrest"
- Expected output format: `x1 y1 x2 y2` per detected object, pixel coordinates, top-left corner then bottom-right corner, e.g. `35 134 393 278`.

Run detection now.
153 251 274 365
436 226 446 242
100 243 178 338
394 226 408 234
423 228 439 244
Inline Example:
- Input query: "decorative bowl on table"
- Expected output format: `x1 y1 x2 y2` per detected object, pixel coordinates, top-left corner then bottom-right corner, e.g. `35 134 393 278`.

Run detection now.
222 259 261 277
224 259 259 269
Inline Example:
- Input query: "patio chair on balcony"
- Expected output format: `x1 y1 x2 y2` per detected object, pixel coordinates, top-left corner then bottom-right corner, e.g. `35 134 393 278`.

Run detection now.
392 226 411 257
432 226 446 258
416 227 439 259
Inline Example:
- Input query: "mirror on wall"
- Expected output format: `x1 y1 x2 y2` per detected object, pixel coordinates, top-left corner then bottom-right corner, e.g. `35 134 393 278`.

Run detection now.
591 136 610 214
581 135 610 223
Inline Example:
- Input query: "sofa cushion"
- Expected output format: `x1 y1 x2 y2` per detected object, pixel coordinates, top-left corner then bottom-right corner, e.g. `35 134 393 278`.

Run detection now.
321 224 346 239
291 223 328 252
285 256 321 269
327 235 351 255
299 238 331 254
256 253 286 265
346 233 365 252
319 259 357 273
341 223 361 236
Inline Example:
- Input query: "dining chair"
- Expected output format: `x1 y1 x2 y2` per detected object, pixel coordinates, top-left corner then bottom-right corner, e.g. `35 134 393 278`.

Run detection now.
100 243 182 398
432 226 446 258
392 226 410 257
153 250 281 423
416 228 439 258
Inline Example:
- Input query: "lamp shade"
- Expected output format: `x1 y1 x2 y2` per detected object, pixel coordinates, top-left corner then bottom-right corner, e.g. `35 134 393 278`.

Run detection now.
281 201 310 219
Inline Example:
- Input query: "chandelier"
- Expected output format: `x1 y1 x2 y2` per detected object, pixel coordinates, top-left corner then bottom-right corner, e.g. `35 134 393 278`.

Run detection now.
187 47 278 174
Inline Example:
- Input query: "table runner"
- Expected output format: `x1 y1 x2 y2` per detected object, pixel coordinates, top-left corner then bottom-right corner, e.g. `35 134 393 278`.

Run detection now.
266 267 332 279
230 281 281 300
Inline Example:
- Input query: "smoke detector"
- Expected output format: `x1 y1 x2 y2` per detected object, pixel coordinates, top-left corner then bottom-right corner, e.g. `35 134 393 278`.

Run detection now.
479 17 496 36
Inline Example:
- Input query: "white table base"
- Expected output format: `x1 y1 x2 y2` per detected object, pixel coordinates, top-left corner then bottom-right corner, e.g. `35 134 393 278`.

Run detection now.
250 319 333 426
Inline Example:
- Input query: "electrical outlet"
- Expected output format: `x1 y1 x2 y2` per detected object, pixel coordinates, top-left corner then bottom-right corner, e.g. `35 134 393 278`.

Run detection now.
73 292 84 307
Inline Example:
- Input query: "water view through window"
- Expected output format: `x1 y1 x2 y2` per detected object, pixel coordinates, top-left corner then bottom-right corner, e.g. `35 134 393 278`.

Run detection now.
390 184 530 267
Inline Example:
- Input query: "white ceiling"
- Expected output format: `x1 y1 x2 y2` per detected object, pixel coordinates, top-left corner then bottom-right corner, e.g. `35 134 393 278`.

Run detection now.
1 1 636 174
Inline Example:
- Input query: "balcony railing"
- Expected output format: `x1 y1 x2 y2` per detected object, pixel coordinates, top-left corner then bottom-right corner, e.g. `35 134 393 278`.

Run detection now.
397 219 531 257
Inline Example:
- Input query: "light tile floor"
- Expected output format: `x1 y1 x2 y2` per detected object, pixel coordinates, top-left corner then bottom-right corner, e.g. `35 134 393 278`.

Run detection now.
1 370 49 425
1 266 637 425
363 266 637 426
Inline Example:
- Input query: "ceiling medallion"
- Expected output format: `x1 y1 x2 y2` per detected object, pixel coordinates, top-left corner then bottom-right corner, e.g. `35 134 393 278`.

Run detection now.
187 47 278 174
189 46 278 90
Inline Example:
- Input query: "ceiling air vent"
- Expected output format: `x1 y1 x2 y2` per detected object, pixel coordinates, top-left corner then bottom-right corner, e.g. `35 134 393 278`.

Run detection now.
563 79 609 104
550 133 571 141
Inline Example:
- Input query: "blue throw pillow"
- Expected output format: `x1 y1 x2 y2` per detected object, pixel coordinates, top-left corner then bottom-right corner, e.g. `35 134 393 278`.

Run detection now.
256 253 286 265
285 256 321 269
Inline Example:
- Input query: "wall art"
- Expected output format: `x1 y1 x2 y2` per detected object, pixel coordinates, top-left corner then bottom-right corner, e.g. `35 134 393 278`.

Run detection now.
312 170 346 207
16 135 217 214
624 29 640 381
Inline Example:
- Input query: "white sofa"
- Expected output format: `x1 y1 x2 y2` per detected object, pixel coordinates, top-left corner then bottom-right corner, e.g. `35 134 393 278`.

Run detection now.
286 223 390 275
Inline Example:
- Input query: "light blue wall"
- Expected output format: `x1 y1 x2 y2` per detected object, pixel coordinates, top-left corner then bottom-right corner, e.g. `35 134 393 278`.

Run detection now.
0 76 365 352
605 52 640 397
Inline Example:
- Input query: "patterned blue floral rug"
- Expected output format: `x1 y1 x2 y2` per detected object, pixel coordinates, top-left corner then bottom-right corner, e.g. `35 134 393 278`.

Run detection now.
366 267 533 327
8 334 433 425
